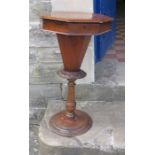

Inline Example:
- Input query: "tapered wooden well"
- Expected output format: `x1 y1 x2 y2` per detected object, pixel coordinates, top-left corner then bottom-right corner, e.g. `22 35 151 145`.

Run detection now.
57 34 91 72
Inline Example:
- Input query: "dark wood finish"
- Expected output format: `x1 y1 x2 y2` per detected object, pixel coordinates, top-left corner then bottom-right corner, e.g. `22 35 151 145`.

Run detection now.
49 80 92 137
65 80 76 117
43 19 111 35
41 11 112 137
41 11 112 23
57 34 91 71
57 69 86 80
49 109 92 137
42 12 112 36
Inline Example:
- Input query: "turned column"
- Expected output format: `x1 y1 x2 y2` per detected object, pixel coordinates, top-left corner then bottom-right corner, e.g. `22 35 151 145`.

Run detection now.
65 80 76 118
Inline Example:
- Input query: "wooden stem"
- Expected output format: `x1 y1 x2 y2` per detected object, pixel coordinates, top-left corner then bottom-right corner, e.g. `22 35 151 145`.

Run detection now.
65 80 76 118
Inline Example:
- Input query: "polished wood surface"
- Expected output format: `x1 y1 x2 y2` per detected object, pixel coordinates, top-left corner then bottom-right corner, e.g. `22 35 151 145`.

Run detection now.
41 11 112 35
41 11 112 23
49 109 92 137
43 19 111 35
57 34 91 71
65 80 76 117
41 11 112 137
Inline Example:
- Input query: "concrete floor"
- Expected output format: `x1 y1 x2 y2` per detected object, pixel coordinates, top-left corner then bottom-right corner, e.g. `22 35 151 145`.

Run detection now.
95 59 124 86
30 100 125 155
30 124 39 155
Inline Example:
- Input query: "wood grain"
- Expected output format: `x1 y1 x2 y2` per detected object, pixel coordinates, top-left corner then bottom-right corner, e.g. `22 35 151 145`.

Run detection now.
41 11 112 137
41 11 112 23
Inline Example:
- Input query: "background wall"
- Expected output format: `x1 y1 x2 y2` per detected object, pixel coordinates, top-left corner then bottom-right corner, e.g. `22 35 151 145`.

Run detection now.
52 0 93 12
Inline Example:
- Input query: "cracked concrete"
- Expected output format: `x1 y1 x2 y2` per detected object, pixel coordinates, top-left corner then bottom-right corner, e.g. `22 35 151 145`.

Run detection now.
37 100 125 155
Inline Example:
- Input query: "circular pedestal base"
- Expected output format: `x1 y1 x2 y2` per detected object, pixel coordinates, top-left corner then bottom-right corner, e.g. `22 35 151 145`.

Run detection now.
49 110 92 137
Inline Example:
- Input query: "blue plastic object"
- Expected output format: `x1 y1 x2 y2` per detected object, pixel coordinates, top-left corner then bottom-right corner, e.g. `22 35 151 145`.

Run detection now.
94 0 116 63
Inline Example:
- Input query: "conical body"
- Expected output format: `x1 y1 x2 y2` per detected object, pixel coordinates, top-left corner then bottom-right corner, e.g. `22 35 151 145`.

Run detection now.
57 34 91 72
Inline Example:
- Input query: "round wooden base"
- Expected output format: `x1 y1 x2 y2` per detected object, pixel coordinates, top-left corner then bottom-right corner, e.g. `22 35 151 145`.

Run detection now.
49 110 92 137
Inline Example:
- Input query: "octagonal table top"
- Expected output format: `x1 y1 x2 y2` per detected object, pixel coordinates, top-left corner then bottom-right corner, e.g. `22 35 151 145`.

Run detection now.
41 11 112 24
41 11 113 35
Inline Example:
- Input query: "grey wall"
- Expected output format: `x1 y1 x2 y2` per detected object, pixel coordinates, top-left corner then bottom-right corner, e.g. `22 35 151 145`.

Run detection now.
30 0 63 109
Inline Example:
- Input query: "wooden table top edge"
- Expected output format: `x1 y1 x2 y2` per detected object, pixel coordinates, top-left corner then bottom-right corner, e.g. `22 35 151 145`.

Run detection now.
40 11 113 24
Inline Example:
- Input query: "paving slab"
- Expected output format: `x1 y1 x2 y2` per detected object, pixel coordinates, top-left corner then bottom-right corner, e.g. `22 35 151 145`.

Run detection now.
30 124 39 155
38 100 125 155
